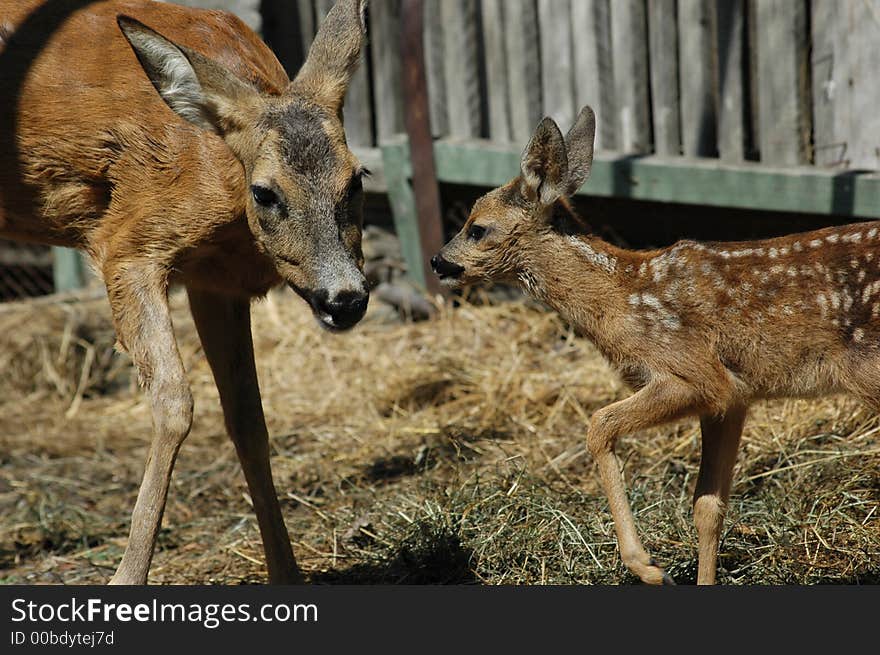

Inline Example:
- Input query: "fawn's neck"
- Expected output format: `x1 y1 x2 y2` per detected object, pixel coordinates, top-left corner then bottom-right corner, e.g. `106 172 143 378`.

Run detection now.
517 230 636 350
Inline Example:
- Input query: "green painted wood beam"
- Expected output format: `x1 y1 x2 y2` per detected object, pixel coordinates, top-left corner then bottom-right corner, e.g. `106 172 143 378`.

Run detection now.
381 136 427 289
432 139 880 218
52 247 86 293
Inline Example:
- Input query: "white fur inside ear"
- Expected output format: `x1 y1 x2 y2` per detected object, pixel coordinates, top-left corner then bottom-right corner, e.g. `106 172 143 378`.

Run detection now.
124 28 214 131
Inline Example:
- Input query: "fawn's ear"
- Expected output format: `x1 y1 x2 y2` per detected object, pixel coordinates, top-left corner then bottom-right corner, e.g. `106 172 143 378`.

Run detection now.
565 106 596 196
118 16 261 135
290 0 368 114
520 117 569 206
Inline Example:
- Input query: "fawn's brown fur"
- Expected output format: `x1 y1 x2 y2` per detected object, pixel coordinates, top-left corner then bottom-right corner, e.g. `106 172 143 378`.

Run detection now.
0 0 370 584
433 106 880 584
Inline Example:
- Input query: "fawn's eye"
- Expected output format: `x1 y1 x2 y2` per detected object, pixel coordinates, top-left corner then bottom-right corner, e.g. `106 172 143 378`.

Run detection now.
468 224 487 241
252 185 279 208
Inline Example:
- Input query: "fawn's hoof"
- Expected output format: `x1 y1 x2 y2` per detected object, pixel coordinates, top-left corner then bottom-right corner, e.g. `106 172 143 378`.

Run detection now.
647 557 676 586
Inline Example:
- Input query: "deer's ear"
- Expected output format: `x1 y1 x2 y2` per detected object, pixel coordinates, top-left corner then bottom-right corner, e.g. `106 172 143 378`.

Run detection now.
290 0 368 114
565 106 596 196
118 16 261 135
520 117 569 206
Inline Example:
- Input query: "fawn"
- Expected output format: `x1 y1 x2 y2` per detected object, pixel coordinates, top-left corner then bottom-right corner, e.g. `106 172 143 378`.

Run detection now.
0 0 369 584
432 105 880 585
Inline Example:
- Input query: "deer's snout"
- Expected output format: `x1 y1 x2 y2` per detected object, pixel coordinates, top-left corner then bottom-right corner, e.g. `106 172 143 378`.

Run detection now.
431 254 465 280
314 287 369 331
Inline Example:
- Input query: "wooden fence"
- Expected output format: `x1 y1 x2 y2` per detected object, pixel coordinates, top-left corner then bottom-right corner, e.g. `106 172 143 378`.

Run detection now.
254 0 880 169
28 1 880 293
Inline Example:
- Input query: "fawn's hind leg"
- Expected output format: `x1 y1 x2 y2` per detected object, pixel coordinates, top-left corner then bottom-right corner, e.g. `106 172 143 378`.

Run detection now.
694 406 747 585
587 379 709 585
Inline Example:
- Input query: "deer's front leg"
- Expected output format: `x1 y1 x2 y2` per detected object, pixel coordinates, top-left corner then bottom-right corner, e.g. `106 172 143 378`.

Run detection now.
106 264 193 585
694 407 747 585
587 380 706 585
187 288 302 584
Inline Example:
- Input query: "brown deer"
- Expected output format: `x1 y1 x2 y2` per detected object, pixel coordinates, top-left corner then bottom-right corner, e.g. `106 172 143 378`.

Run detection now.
432 105 880 585
0 0 370 584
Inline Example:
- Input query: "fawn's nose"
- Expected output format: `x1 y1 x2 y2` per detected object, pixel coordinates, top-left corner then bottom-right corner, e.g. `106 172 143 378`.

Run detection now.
315 288 369 331
431 254 465 279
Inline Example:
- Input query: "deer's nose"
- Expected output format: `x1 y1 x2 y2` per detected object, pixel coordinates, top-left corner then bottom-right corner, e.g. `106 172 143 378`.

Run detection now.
431 254 464 279
315 288 369 331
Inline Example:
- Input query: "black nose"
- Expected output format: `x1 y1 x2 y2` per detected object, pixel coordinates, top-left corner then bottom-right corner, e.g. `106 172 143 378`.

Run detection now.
316 289 369 330
431 254 465 279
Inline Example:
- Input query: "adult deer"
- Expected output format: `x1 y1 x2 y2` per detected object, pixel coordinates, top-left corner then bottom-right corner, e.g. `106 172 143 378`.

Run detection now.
432 106 880 585
0 0 370 584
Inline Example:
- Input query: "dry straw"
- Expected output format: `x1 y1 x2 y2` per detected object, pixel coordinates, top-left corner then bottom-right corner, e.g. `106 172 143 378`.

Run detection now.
0 288 877 584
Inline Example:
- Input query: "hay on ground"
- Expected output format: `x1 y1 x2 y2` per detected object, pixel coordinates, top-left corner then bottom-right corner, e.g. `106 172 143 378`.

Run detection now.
0 288 877 584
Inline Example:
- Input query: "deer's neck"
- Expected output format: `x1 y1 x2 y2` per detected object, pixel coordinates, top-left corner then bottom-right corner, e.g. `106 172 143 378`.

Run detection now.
518 231 635 350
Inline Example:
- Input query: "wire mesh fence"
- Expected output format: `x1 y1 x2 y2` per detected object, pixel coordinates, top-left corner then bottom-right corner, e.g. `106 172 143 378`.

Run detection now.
0 239 55 301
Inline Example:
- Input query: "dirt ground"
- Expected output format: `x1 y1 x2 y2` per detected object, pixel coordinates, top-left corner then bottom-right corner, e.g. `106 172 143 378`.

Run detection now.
0 288 878 585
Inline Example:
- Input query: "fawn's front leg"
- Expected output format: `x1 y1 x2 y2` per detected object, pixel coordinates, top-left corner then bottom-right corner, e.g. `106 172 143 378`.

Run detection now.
187 288 302 584
694 407 747 585
587 380 706 585
106 263 193 585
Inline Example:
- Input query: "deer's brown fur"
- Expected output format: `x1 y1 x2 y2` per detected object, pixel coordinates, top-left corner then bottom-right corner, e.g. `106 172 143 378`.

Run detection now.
0 0 370 584
434 106 880 584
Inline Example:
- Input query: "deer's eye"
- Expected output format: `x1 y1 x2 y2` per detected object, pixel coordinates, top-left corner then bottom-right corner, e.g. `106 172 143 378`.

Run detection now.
349 172 364 198
468 224 488 241
252 185 279 208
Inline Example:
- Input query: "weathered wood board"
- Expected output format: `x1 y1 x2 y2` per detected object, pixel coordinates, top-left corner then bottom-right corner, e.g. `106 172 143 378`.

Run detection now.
811 0 880 171
755 0 810 166
610 0 651 154
647 0 681 156
572 0 615 151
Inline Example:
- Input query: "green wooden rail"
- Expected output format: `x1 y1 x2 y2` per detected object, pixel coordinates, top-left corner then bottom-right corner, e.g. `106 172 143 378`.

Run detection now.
381 136 880 289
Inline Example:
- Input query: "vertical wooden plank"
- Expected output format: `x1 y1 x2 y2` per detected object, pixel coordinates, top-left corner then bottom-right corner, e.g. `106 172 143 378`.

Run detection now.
647 0 681 156
811 0 880 170
260 0 313 76
315 0 373 147
572 0 615 151
370 0 406 141
610 0 652 153
747 0 760 159
401 0 444 294
755 0 810 165
537 0 576 130
423 0 448 137
297 0 317 48
677 0 716 157
716 0 747 161
162 0 261 31
481 0 513 143
441 0 482 138
504 0 543 142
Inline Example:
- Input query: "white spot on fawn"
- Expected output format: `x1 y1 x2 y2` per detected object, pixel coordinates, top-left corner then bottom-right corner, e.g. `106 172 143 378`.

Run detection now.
854 328 865 343
569 237 617 274
842 232 863 244
793 241 803 252
810 239 823 248
869 228 879 240
826 234 840 244
631 293 682 330
863 281 880 304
